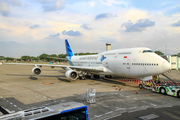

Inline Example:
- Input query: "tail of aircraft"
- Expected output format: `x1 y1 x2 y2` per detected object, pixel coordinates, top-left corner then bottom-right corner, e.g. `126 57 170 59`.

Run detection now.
65 39 74 66
65 39 74 58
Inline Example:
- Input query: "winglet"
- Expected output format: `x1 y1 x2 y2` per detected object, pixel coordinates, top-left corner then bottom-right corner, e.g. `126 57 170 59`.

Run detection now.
2 60 5 64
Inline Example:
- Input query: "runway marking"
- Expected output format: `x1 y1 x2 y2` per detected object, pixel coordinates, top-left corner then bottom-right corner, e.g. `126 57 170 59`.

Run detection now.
103 114 122 120
139 114 159 120
141 101 146 103
126 96 130 98
105 111 113 115
154 105 172 109
128 108 146 113
141 106 149 108
120 94 124 96
150 103 157 106
94 114 103 118
130 107 137 109
115 108 126 111
133 98 138 100
1 96 22 110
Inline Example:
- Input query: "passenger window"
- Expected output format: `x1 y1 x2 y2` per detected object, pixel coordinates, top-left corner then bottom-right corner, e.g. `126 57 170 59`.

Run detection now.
152 64 153 66
143 63 144 66
157 64 158 66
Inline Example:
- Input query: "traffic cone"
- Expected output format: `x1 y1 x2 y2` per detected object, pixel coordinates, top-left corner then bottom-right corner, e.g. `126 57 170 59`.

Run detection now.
136 90 138 94
116 86 118 90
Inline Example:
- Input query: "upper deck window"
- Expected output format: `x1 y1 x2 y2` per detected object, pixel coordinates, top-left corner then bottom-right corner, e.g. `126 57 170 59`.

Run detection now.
142 50 154 53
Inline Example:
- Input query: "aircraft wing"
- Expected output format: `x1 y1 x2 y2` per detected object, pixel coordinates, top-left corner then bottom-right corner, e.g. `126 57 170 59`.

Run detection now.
3 62 108 73
69 66 105 72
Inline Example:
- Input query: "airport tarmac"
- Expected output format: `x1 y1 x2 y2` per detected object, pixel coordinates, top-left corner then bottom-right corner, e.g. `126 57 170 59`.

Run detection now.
0 64 180 120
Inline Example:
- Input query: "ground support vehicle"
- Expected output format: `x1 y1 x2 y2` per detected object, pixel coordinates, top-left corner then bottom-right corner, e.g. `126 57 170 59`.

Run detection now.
152 84 180 98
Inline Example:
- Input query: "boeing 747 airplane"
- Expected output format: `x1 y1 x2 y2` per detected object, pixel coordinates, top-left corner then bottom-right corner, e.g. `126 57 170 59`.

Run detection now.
4 39 171 82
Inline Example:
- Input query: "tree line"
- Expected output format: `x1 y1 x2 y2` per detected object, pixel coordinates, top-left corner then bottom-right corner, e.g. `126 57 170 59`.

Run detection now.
0 52 98 62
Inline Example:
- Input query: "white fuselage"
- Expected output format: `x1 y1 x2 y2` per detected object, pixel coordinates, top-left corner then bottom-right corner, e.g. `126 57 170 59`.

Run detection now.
70 47 171 78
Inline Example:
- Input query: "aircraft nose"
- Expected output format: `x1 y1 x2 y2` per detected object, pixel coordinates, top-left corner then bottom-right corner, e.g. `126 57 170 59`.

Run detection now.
162 60 171 72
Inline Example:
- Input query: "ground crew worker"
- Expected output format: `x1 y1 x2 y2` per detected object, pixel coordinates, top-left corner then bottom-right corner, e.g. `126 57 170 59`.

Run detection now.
147 82 151 87
155 78 160 83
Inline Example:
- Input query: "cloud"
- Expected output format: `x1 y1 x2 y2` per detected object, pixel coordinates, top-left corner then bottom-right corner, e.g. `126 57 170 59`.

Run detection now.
42 0 66 12
80 24 92 30
30 25 40 29
0 2 9 16
100 0 119 6
95 13 113 20
88 1 95 7
8 0 21 6
10 41 17 43
62 30 82 36
0 41 17 43
121 19 155 32
172 21 180 27
49 33 60 37
45 33 60 39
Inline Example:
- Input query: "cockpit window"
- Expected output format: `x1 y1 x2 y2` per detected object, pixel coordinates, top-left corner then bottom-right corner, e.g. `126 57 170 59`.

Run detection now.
142 50 154 53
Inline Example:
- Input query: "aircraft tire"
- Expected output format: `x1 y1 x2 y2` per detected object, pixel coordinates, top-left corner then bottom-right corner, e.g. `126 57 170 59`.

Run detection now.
82 76 86 80
139 84 143 89
79 76 82 80
177 91 180 98
160 87 166 95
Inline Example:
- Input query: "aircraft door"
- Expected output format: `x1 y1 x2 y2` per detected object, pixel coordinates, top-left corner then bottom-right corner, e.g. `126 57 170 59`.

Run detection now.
126 59 131 69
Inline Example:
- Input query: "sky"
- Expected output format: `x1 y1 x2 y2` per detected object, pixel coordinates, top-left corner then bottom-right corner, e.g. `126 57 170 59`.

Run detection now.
0 0 180 57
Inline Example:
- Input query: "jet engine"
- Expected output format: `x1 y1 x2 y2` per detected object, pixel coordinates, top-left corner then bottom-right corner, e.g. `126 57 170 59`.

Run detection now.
65 70 78 80
32 67 41 76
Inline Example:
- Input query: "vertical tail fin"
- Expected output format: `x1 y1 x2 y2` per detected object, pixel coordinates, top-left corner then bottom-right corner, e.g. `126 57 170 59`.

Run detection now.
65 39 74 57
65 39 74 66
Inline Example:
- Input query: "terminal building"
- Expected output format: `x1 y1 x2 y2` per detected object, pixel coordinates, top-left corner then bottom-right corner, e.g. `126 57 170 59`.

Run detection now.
166 55 180 70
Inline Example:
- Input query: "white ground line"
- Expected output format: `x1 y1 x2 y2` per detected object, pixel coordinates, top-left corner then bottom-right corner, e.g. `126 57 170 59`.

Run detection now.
126 96 130 98
133 98 138 100
128 108 146 113
130 107 137 109
94 114 103 118
103 114 122 120
105 111 113 115
115 108 126 111
150 103 157 106
120 94 124 96
141 101 146 103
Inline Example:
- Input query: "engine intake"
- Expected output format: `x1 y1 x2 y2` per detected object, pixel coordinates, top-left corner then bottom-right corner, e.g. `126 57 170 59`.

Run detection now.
32 67 41 76
65 70 78 80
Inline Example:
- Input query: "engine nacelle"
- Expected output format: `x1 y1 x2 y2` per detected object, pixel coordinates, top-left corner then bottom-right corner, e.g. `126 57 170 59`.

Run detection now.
65 70 78 80
32 67 41 76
